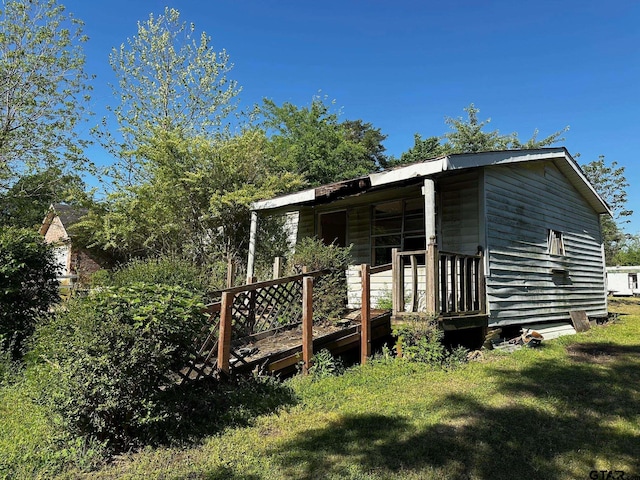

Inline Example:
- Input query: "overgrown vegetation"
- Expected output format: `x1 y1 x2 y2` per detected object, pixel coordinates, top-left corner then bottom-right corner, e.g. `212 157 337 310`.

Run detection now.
29 284 207 451
308 349 345 380
393 316 469 369
287 237 352 322
0 298 633 479
90 255 225 295
0 227 59 358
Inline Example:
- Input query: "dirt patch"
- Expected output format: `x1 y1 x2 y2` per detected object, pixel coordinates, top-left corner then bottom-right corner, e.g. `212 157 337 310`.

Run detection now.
566 343 629 364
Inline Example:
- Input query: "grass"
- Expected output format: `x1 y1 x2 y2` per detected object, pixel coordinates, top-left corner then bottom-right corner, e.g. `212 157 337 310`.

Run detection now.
3 297 640 479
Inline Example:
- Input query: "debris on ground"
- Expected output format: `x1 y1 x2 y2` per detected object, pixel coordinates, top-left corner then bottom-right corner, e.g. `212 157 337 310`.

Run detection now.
467 350 484 361
491 328 544 352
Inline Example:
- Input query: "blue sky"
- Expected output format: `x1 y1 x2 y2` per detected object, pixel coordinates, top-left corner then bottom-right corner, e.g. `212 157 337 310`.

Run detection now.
64 0 640 233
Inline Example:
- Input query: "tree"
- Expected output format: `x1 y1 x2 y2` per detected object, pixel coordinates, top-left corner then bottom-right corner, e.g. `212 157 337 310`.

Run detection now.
100 7 241 185
394 134 447 167
0 167 88 229
0 0 92 191
582 155 633 265
342 119 389 169
262 96 385 186
75 129 302 266
442 104 568 153
613 234 640 266
396 104 569 166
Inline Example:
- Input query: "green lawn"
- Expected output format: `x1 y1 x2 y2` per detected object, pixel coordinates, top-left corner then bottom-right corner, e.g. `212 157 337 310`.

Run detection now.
3 298 640 479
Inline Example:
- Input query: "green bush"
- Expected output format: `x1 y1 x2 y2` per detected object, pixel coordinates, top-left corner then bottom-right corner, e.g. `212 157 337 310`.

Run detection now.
91 256 226 295
393 315 468 368
30 283 207 450
287 237 352 322
0 227 59 358
308 349 345 380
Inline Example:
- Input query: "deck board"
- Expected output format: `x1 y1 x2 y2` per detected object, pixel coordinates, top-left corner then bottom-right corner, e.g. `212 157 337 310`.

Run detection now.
231 310 392 376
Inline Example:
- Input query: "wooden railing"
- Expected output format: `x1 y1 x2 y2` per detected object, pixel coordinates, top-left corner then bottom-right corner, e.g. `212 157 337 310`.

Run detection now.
178 269 331 383
439 251 485 316
391 247 485 318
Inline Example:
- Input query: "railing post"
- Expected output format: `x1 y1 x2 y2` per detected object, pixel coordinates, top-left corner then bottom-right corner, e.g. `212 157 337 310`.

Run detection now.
360 264 371 364
391 248 402 316
217 291 234 376
409 255 418 312
478 250 486 314
302 276 313 375
273 256 284 279
426 240 439 315
440 254 448 313
226 260 236 289
452 255 459 313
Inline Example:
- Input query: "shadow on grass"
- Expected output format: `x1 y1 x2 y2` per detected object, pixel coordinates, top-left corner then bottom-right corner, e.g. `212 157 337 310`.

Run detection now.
175 465 262 480
270 340 640 480
155 375 298 446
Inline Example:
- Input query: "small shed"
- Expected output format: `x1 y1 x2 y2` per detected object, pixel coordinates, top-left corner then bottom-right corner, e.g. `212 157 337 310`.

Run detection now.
247 148 610 330
39 203 101 286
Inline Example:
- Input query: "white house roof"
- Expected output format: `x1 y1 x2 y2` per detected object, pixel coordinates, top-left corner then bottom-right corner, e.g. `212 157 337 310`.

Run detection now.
252 147 611 216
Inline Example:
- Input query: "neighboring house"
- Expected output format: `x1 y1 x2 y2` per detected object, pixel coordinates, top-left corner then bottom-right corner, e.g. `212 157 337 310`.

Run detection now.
247 148 610 331
606 266 640 296
39 203 102 285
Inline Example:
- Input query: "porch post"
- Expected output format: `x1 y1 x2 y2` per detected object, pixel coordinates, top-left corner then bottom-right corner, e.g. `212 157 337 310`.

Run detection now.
246 210 258 283
423 178 439 315
423 178 436 241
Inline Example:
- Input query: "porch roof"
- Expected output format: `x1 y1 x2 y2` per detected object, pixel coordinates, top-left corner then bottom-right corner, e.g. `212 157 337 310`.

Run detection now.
252 147 611 217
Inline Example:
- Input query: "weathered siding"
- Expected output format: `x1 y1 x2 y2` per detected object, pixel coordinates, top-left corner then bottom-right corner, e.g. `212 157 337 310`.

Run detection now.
296 207 315 242
439 172 480 255
484 161 607 326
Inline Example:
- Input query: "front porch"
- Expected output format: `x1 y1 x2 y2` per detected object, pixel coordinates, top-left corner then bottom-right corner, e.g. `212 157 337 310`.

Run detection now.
354 246 487 331
178 241 487 382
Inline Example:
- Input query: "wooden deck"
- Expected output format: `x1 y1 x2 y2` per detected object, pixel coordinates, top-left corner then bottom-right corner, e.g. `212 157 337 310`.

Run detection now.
232 310 391 377
178 247 487 384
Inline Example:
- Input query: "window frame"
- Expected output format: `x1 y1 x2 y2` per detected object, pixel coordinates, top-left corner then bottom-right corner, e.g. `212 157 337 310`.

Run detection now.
547 229 566 256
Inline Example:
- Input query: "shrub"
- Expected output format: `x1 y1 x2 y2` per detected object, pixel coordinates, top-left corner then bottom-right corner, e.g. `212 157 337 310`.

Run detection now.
308 349 345 379
393 315 468 369
91 255 226 295
0 227 59 358
287 237 352 322
30 283 207 450
0 334 22 386
394 316 446 365
375 288 393 310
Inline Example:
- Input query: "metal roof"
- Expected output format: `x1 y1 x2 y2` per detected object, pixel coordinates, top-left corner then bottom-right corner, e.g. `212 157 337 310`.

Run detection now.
251 147 611 216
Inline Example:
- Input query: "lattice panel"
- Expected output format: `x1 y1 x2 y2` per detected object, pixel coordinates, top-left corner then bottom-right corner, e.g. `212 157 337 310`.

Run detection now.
231 279 303 338
177 303 222 383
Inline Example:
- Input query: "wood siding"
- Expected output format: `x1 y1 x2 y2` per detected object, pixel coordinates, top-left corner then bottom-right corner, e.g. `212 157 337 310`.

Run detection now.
439 172 480 255
484 161 607 326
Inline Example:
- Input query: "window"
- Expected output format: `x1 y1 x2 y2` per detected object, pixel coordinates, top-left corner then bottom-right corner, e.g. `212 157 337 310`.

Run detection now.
548 229 565 256
372 198 426 265
629 274 638 290
319 210 347 247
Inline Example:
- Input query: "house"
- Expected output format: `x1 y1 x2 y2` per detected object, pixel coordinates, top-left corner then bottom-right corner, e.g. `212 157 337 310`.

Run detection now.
39 203 102 286
247 148 610 332
606 266 640 296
